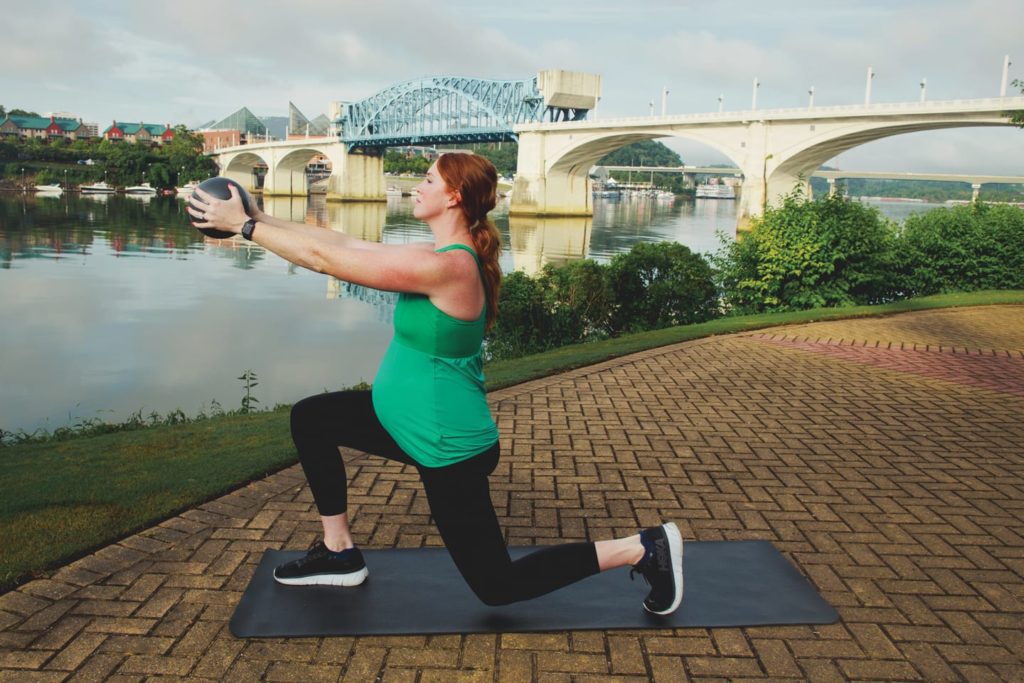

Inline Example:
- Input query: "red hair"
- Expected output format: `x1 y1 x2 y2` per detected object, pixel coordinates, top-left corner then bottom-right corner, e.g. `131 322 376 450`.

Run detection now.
435 153 503 331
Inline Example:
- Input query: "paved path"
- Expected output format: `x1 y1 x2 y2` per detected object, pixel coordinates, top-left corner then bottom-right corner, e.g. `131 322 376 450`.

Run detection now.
2 305 1023 682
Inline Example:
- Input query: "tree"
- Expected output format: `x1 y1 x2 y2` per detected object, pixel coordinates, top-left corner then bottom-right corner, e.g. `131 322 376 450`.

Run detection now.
598 139 683 167
606 242 718 332
1011 79 1024 128
712 188 898 312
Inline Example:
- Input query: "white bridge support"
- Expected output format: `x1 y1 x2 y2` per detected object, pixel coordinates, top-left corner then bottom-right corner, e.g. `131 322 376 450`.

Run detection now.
212 139 385 203
511 97 1024 229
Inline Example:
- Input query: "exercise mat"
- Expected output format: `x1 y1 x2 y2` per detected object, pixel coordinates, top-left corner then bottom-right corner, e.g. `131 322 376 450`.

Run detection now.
230 540 838 637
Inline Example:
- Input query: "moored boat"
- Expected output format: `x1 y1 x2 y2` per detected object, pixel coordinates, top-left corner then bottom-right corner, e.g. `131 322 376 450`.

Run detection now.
175 182 198 196
695 181 736 199
80 181 116 194
125 182 157 195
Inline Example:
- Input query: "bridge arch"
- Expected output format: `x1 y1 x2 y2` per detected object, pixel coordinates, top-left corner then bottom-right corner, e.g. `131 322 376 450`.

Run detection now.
511 98 1024 226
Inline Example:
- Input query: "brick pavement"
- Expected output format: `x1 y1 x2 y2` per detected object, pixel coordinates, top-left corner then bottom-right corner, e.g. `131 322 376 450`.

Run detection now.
1 304 1023 682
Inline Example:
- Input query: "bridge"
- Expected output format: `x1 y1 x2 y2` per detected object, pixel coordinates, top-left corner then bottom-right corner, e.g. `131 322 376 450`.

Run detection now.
211 70 601 200
597 165 1024 200
208 69 1024 229
512 97 1024 227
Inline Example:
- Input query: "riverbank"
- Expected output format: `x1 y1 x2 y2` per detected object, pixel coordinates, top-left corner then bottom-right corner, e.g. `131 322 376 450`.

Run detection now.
4 290 1023 593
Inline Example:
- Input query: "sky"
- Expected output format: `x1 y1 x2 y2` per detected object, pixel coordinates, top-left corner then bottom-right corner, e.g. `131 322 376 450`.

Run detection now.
3 0 1023 174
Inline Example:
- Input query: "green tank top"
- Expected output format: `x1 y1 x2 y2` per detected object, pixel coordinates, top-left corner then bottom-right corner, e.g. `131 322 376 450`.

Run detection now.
371 244 499 467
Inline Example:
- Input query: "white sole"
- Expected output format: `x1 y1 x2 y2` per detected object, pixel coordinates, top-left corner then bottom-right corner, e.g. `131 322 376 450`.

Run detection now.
273 566 369 587
645 522 684 615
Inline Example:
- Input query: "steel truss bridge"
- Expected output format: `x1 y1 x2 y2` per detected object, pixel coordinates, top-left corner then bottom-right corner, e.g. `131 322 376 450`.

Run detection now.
337 76 589 150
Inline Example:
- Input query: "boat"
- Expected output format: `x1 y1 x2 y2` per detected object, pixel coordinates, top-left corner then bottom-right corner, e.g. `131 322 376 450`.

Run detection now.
125 182 157 195
80 181 116 194
385 186 403 197
695 181 736 199
34 184 63 193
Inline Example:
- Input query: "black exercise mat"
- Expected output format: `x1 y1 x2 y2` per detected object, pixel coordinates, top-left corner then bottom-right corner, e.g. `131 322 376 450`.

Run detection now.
230 540 837 637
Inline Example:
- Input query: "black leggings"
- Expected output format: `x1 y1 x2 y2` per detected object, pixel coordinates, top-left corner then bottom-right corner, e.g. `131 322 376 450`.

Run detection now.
290 390 600 606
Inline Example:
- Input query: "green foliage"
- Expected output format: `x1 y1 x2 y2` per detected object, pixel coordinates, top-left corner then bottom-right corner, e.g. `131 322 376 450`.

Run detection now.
539 259 613 344
714 189 898 312
1009 78 1024 128
486 261 614 361
445 142 518 177
383 150 431 175
597 140 688 193
896 202 1024 296
0 128 216 188
486 270 550 359
598 139 682 167
606 242 718 332
487 242 718 359
238 370 260 413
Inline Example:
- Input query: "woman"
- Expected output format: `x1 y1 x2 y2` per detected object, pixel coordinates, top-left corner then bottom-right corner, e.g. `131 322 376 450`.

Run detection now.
188 153 683 614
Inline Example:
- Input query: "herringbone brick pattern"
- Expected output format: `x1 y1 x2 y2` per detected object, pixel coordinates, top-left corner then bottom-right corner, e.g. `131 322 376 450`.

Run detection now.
2 305 1022 681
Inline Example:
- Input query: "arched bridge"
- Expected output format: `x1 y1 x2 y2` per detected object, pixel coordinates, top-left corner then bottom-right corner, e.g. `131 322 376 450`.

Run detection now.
210 70 1024 228
511 96 1024 227
211 69 601 199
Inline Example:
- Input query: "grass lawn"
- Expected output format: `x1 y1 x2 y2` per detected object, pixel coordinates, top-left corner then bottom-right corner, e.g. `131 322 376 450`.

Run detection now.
3 290 1022 593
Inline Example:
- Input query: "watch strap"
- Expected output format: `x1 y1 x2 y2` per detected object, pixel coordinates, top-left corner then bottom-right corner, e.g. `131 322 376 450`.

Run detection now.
241 218 257 241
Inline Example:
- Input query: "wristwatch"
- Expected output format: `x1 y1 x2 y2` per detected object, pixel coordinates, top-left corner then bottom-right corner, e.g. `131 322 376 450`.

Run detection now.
241 218 257 241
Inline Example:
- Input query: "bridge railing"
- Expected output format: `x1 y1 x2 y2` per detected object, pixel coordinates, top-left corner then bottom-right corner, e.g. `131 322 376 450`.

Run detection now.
518 96 1024 129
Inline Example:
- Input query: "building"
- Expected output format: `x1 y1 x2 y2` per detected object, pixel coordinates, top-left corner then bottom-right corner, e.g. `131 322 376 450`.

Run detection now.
197 129 242 153
0 115 88 140
102 122 175 145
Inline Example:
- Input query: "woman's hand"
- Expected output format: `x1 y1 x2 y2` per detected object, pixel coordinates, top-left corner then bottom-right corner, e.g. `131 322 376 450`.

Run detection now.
187 184 251 235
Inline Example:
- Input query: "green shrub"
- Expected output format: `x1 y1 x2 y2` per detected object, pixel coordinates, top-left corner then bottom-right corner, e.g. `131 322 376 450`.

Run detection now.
714 190 898 312
896 202 1024 296
538 259 612 344
606 241 718 333
486 270 550 359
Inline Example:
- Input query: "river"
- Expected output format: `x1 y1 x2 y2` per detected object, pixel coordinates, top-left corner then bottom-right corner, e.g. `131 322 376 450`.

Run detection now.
0 191 943 435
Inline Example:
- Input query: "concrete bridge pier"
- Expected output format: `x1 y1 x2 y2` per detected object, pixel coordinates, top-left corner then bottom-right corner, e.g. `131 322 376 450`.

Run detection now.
262 164 309 197
510 132 593 216
322 149 385 203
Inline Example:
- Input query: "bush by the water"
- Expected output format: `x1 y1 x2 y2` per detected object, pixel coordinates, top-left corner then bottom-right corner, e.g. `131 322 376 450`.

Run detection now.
486 241 718 359
712 191 1024 313
896 202 1024 296
490 192 1024 360
712 189 898 313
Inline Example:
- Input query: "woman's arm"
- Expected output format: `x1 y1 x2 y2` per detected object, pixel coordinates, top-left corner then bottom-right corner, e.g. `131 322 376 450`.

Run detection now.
188 186 448 294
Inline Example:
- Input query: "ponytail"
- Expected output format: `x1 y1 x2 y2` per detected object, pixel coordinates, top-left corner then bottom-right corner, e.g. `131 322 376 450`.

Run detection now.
436 153 503 332
470 218 502 332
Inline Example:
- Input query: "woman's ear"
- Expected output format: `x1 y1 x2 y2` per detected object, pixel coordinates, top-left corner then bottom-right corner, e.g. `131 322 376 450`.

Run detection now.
448 190 462 207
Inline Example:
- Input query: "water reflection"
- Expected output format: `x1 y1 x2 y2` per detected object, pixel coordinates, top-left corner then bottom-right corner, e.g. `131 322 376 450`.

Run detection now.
0 190 756 434
507 215 592 276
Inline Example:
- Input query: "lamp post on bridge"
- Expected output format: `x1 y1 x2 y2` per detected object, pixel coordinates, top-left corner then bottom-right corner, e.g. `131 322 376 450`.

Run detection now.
1000 55 1011 96
752 77 760 111
920 78 927 102
865 67 875 105
661 86 669 116
648 99 654 116
808 86 815 108
718 94 724 113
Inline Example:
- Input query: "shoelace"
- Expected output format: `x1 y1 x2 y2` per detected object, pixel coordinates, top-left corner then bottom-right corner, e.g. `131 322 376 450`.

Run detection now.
629 549 654 584
289 540 330 568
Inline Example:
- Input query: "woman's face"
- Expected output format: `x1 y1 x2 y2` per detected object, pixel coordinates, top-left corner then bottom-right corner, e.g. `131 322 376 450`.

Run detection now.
413 163 457 222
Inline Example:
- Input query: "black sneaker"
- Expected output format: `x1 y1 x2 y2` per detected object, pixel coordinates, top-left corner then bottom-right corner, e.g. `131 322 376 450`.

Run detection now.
630 522 684 615
273 540 369 586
